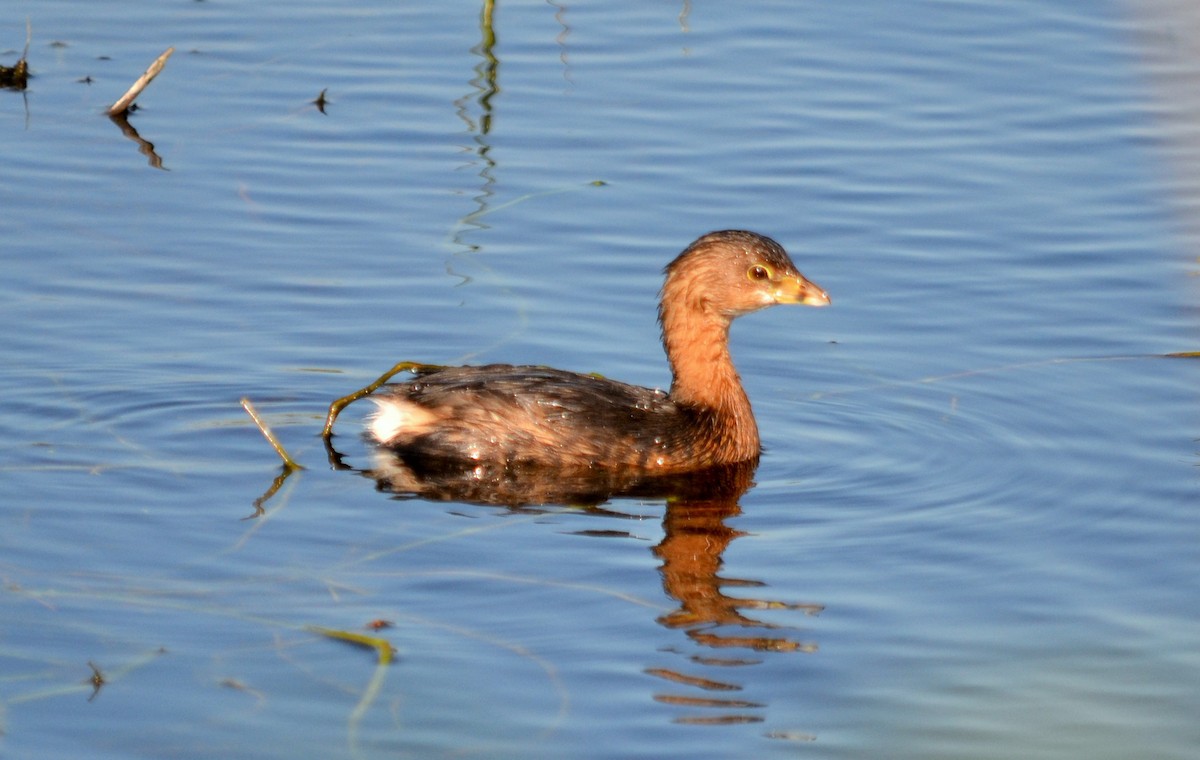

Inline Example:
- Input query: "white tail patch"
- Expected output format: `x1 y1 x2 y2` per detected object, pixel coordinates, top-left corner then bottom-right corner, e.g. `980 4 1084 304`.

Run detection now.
367 397 438 445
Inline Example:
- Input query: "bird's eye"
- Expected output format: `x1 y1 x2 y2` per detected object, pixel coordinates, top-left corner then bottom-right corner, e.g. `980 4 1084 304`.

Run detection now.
748 265 772 282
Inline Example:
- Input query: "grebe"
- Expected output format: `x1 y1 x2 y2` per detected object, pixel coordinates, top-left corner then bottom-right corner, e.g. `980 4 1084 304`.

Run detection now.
368 230 829 472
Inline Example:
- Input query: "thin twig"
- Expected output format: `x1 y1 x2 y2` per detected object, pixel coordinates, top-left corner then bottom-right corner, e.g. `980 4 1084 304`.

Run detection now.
108 46 174 116
241 398 305 471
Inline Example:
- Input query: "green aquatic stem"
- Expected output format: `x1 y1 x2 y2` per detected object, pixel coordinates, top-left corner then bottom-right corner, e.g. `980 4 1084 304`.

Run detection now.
321 361 445 439
305 625 396 665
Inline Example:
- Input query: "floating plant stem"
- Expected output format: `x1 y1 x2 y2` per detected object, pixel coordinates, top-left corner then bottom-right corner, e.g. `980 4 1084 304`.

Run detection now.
305 625 396 665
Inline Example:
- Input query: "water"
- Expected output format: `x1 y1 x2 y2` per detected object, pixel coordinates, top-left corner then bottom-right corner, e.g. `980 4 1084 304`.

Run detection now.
2 1 1198 758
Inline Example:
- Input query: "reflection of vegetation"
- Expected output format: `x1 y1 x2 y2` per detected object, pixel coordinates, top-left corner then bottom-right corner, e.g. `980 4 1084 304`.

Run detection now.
474 0 498 137
451 0 500 250
246 467 294 517
437 0 607 363
107 111 168 170
546 1 573 85
678 0 693 33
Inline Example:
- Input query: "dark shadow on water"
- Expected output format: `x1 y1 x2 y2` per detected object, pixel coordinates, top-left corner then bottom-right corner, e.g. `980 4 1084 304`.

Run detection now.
363 446 755 509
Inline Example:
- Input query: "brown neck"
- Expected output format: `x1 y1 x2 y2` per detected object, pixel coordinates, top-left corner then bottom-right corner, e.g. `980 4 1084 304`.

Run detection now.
660 298 760 459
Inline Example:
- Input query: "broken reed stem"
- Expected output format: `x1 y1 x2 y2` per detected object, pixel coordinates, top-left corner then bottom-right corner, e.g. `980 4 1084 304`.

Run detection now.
241 398 305 471
108 46 174 116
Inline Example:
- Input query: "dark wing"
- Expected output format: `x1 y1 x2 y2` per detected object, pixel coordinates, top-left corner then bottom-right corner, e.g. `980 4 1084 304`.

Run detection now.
376 364 698 468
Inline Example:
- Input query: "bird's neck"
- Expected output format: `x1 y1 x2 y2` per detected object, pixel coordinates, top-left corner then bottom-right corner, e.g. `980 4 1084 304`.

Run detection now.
660 301 760 458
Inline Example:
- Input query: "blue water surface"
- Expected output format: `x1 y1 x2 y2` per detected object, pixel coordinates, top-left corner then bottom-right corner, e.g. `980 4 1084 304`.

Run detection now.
2 1 1197 758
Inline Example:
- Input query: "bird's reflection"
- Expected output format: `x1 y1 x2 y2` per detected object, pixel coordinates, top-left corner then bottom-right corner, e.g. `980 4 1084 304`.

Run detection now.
655 487 822 653
344 443 822 724
365 446 750 508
